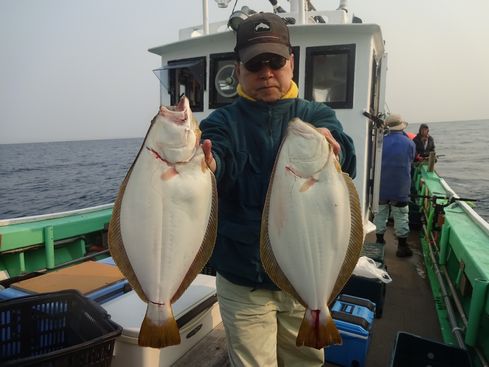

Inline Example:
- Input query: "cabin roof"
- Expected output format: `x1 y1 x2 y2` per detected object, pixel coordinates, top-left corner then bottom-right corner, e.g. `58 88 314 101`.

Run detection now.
148 23 384 57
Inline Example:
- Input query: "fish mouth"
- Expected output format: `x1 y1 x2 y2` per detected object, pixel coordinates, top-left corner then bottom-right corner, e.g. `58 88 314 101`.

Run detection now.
176 95 188 111
160 96 190 125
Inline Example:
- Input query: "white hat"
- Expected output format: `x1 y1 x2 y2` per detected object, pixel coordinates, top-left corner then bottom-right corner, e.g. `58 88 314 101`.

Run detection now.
385 113 408 131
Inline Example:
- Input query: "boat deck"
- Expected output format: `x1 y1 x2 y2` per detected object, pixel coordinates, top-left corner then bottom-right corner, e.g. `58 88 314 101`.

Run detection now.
362 228 442 367
173 226 442 367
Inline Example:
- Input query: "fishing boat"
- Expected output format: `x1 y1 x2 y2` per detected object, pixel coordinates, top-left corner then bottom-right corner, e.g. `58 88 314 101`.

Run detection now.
1 1 488 366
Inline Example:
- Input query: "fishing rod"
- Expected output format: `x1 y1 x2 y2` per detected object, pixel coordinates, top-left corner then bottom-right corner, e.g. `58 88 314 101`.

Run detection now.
415 154 445 161
411 193 479 204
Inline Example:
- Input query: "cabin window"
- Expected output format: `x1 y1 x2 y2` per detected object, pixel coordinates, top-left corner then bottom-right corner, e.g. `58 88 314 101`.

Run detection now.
304 44 355 109
209 53 239 109
166 57 206 112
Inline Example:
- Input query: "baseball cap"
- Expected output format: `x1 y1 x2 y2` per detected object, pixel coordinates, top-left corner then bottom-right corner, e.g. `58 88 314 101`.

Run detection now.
234 13 291 63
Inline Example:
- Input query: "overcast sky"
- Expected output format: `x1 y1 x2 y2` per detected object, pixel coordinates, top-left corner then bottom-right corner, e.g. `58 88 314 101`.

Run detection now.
1 0 488 144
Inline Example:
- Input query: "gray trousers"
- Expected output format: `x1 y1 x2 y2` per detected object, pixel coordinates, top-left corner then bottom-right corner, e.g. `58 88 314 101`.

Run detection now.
374 203 410 238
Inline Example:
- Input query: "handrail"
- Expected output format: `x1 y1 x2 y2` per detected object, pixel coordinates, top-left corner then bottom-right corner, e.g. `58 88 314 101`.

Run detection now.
0 203 114 227
439 178 489 237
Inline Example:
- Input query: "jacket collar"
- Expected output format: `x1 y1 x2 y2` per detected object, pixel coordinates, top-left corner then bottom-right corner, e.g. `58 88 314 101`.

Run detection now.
236 80 299 101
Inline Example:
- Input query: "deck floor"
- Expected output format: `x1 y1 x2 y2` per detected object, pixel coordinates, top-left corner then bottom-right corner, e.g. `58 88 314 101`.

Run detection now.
360 228 442 367
173 226 442 367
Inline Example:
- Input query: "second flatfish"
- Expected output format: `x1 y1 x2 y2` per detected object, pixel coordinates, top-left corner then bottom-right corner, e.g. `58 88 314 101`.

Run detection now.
260 118 363 350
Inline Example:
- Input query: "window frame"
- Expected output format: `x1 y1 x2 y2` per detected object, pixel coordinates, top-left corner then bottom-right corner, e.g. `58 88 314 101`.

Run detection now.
167 56 206 112
209 52 239 110
304 44 356 109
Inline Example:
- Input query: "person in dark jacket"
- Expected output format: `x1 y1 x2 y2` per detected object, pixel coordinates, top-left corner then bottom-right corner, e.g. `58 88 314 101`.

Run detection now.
413 123 435 160
200 12 356 367
373 113 416 257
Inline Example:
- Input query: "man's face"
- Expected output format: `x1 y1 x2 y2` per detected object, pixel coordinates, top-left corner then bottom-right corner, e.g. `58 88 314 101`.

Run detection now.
236 53 294 103
421 127 429 137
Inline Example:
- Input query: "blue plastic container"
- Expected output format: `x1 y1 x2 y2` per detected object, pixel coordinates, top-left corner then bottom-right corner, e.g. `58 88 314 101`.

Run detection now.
325 294 375 367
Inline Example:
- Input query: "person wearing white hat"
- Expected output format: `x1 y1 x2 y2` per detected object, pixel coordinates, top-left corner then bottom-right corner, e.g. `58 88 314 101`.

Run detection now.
374 113 416 257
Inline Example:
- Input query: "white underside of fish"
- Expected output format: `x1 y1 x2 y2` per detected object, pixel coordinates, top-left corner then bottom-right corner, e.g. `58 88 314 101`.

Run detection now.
119 147 213 306
267 137 351 309
261 118 363 349
109 97 217 348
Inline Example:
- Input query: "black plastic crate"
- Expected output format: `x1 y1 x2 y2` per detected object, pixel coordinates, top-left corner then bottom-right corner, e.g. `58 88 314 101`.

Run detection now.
341 272 386 318
0 289 122 366
391 332 473 367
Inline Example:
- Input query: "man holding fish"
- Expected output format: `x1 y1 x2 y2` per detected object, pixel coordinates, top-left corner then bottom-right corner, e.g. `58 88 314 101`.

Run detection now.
200 12 358 367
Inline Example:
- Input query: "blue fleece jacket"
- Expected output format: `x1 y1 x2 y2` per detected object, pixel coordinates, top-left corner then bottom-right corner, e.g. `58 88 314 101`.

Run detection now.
379 131 416 203
200 97 356 289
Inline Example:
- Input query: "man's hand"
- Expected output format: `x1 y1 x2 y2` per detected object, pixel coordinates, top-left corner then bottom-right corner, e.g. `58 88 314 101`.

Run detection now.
201 139 217 173
316 127 341 156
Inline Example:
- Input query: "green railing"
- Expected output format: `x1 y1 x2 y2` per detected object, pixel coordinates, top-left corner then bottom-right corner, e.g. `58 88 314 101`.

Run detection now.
0 205 113 278
413 162 489 367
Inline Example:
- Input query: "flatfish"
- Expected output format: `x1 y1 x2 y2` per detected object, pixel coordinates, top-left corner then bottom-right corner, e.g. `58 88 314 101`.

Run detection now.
108 97 218 348
260 118 363 349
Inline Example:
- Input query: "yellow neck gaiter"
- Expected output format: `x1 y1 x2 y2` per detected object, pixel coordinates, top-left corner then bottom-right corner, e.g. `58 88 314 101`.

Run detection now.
237 80 299 101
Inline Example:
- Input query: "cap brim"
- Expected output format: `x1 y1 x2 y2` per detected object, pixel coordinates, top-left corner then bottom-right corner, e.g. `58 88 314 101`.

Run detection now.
239 43 290 63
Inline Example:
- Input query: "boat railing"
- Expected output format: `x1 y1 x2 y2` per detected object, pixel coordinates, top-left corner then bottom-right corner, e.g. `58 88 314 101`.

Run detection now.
0 204 114 279
0 203 114 227
439 177 489 237
413 161 489 367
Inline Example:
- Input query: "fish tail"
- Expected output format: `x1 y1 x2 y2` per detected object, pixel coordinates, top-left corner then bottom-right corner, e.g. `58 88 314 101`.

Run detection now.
138 302 181 348
296 307 341 349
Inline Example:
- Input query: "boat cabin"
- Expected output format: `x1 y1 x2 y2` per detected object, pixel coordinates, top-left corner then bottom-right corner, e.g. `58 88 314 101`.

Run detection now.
149 2 387 231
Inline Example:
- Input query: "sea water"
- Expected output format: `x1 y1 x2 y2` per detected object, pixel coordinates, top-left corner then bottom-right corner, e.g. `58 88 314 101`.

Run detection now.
1 119 488 221
0 138 142 219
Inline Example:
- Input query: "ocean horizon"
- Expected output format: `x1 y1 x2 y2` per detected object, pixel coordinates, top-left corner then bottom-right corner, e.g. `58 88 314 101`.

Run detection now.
1 119 488 222
2 118 487 146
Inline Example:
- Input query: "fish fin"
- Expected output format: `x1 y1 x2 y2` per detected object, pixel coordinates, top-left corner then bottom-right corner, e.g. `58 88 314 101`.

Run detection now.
260 159 306 306
328 172 365 303
296 307 342 349
138 303 181 348
201 158 208 173
334 157 342 172
193 117 202 145
171 171 218 303
327 144 342 173
161 166 178 180
299 177 318 192
108 168 148 302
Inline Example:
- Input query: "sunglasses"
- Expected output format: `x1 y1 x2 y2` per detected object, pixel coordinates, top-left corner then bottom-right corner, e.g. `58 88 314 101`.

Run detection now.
243 55 287 72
